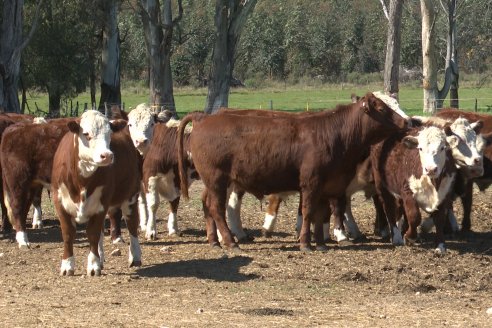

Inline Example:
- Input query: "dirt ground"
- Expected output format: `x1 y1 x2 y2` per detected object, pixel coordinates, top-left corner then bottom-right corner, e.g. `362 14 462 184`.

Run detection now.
0 181 491 327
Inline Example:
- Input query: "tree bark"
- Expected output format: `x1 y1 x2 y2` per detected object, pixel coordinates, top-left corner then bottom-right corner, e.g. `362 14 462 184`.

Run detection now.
204 0 257 114
98 0 121 112
421 0 438 114
383 0 404 99
48 87 62 118
139 0 182 117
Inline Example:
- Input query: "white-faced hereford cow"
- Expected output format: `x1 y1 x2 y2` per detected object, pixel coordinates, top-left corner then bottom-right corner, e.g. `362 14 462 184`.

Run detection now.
178 92 410 251
52 110 142 276
371 126 458 254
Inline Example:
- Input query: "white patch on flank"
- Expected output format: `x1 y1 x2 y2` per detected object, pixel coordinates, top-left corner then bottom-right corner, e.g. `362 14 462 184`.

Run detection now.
87 251 102 276
32 205 43 229
333 228 348 242
372 91 410 120
128 235 142 266
408 173 455 213
60 256 75 275
226 190 246 239
57 184 105 224
391 226 404 245
263 213 277 232
16 231 30 248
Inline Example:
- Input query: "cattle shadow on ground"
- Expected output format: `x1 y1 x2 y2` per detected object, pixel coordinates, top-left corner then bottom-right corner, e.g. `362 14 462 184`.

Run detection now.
135 255 258 282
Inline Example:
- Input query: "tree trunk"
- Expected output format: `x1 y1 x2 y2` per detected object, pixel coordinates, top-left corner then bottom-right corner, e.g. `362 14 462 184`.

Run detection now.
383 0 404 99
446 0 459 108
139 0 182 117
0 0 25 113
48 87 62 118
98 0 121 112
421 0 438 114
204 0 257 114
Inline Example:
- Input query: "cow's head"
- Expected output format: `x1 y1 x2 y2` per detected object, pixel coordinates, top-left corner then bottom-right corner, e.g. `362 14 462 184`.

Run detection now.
68 110 125 168
360 91 410 131
403 126 449 178
127 104 173 156
444 117 486 178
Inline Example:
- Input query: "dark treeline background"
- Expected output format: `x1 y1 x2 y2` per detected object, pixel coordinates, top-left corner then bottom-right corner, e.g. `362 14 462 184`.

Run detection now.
17 0 492 94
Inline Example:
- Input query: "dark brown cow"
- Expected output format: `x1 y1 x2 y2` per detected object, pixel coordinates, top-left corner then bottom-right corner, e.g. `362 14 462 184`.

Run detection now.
52 110 141 276
371 126 457 254
432 109 492 232
178 92 410 251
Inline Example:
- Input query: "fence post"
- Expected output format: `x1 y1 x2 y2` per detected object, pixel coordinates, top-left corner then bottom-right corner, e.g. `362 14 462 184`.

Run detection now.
475 98 478 112
270 100 273 110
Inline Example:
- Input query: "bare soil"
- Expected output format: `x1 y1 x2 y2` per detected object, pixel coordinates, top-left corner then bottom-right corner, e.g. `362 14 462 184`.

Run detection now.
0 181 491 327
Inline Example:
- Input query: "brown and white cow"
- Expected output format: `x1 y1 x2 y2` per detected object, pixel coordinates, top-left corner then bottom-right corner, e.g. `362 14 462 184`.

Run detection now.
371 125 458 254
178 92 410 251
52 110 142 276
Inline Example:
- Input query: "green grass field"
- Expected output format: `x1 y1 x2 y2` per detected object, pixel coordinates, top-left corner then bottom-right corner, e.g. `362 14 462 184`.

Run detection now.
23 82 492 118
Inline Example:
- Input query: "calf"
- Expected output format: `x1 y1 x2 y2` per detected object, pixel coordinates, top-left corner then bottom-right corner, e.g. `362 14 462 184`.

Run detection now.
178 92 410 250
371 126 457 254
52 110 142 276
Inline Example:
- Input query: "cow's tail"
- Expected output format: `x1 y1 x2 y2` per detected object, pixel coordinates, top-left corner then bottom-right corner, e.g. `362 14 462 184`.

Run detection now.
177 113 197 200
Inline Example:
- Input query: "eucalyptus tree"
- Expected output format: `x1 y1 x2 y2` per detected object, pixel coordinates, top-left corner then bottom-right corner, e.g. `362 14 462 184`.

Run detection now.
0 0 43 113
138 0 183 116
204 0 257 114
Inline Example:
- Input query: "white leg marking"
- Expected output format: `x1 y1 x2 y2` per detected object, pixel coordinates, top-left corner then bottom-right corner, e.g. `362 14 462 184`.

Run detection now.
87 251 102 276
145 189 159 240
32 205 43 229
262 213 277 232
98 231 105 265
217 229 223 243
167 212 179 236
391 226 404 245
129 235 142 266
138 193 148 232
112 236 125 244
227 191 247 239
60 256 75 276
333 228 348 242
16 231 30 249
434 243 446 255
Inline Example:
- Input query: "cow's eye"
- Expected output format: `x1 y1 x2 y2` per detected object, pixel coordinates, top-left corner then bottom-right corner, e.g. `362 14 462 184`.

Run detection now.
418 147 422 151
83 133 91 141
128 123 132 128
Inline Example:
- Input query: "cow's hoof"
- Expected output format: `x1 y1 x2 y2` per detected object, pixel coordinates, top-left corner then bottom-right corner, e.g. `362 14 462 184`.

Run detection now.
88 268 102 277
32 223 43 229
299 244 313 252
434 243 446 256
18 243 31 250
262 229 273 238
315 244 328 252
168 231 182 238
237 234 255 243
351 234 368 243
112 236 125 245
337 239 353 246
129 260 142 267
145 231 156 241
404 236 417 246
61 269 75 276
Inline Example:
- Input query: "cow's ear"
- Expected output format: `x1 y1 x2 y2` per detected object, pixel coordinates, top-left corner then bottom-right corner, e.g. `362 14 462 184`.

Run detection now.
156 110 174 123
443 125 453 136
402 136 419 149
351 93 360 103
471 120 484 134
446 135 459 148
111 106 128 121
109 119 127 132
481 132 492 146
359 95 371 113
410 117 424 127
68 121 80 134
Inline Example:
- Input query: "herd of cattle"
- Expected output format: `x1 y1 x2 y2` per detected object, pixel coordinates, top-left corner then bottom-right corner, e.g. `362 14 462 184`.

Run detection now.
0 91 491 277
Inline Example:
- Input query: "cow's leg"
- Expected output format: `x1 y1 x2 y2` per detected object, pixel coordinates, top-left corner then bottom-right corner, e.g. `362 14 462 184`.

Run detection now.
167 197 180 236
56 203 76 276
122 195 142 267
295 194 303 239
145 181 160 240
31 186 44 229
372 195 389 238
300 189 321 251
378 191 404 246
343 197 365 241
331 196 351 244
206 184 237 249
460 180 474 232
7 187 33 249
202 189 219 247
433 199 452 255
107 208 124 244
0 174 13 236
86 213 106 276
312 201 330 251
262 194 282 238
226 189 251 242
401 194 421 245
138 191 148 232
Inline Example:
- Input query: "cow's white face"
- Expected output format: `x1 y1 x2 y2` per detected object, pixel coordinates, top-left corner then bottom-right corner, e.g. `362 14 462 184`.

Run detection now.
403 126 449 179
447 118 484 177
128 104 156 156
76 110 114 167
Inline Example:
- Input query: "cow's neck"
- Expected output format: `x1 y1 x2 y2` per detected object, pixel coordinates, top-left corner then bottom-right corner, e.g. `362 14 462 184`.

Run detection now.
78 160 98 178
